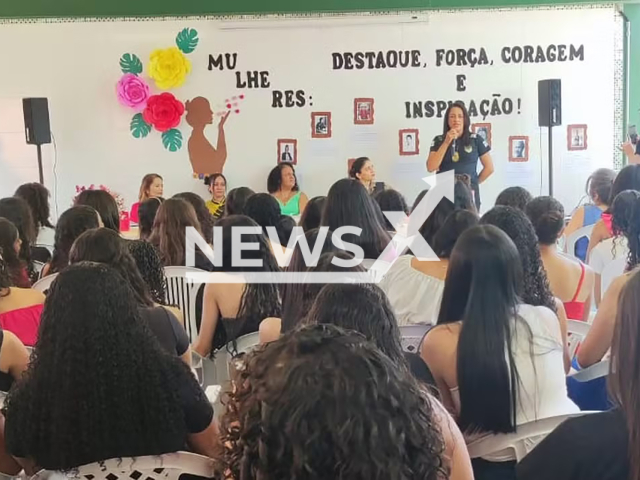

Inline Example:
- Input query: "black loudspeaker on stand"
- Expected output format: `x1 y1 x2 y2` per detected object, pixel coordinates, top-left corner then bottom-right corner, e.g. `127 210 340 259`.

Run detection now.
538 79 562 196
22 98 51 185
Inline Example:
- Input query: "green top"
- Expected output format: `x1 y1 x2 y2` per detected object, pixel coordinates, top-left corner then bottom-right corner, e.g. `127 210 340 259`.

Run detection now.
277 191 302 216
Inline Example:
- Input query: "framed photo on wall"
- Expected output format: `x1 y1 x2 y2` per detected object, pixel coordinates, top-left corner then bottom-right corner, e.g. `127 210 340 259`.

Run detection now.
567 124 588 151
311 112 332 139
399 129 420 156
472 123 492 147
509 136 529 162
354 98 374 125
277 139 298 165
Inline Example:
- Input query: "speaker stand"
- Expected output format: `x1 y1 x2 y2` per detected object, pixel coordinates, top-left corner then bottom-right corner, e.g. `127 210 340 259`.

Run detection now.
547 126 554 197
36 144 44 185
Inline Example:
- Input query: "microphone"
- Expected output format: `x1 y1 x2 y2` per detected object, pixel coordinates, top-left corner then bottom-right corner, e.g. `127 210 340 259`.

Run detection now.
451 139 456 156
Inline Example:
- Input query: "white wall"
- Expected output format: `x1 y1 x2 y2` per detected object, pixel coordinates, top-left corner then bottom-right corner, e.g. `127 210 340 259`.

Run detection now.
0 6 618 216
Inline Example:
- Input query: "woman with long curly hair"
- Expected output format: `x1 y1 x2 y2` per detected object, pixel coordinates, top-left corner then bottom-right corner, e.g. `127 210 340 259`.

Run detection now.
0 219 30 289
217 324 472 480
2 263 216 473
173 192 215 244
194 215 281 357
43 206 101 277
480 205 570 371
126 240 168 305
69 229 190 364
14 183 55 249
0 198 37 283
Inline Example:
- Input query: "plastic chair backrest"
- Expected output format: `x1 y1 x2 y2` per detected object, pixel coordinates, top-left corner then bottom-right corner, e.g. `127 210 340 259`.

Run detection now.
32 273 58 294
567 319 592 359
466 412 592 462
601 256 626 296
30 452 215 480
163 266 206 342
565 225 594 258
570 358 610 382
399 324 430 353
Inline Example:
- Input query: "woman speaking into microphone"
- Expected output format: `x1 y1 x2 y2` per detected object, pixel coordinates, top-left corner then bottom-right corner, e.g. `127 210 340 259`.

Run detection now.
426 101 494 211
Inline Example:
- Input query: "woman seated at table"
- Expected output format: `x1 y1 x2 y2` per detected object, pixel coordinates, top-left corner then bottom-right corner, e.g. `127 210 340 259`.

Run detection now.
349 157 376 194
267 163 308 216
205 173 227 220
130 174 163 224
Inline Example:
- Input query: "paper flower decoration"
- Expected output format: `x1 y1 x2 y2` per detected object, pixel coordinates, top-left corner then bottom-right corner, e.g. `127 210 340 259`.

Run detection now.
148 47 191 90
143 93 185 132
116 73 150 111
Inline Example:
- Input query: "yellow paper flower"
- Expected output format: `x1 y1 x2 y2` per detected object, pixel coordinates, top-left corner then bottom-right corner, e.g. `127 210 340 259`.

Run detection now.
148 47 191 90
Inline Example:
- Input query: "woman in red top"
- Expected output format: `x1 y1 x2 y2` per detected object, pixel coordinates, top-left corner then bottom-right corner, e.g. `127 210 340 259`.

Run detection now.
130 174 163 224
527 197 594 321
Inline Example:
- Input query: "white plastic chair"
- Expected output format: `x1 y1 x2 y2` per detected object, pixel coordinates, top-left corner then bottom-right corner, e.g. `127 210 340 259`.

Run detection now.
32 273 58 293
163 267 207 343
564 225 594 258
567 319 592 359
601 256 626 296
466 413 591 462
570 358 610 382
399 324 430 354
31 452 215 480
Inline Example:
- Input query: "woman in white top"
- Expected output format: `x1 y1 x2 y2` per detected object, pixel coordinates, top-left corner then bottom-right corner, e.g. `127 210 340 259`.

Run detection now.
380 210 477 326
422 225 577 480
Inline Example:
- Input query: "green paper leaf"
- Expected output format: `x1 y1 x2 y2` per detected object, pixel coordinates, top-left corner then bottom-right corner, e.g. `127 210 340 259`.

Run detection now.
176 28 199 54
130 113 151 139
120 53 143 75
162 129 183 152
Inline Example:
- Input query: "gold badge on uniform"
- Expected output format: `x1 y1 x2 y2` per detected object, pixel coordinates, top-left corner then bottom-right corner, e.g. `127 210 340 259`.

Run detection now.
452 151 460 162
465 145 473 153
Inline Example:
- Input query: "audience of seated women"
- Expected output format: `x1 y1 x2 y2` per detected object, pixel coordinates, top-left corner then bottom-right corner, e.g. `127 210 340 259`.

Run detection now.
42 205 102 277
204 173 227 219
68 228 190 364
374 188 409 231
518 267 640 480
322 178 392 261
194 215 281 357
267 163 308 216
380 210 478 326
0 219 31 289
494 185 532 211
148 198 211 271
563 168 615 261
217 324 473 480
0 198 37 283
480 206 570 371
75 189 120 233
578 190 640 369
173 192 215 244
299 195 325 232
303 282 435 386
224 186 254 216
422 225 578 480
130 174 163 224
3 263 216 474
137 197 163 241
14 182 55 251
588 164 640 256
527 196 594 321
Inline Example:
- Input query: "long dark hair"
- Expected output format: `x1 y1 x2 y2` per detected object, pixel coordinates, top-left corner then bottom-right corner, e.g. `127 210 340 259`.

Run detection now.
495 186 533 212
322 178 391 259
0 219 26 287
3 263 206 471
173 192 214 244
299 196 326 232
15 183 54 229
211 216 281 354
442 101 471 146
611 190 640 272
585 168 615 206
374 189 409 231
75 190 120 233
49 206 101 275
0 198 36 282
224 187 255 216
525 196 565 246
348 157 370 180
438 225 523 433
244 193 281 233
0 248 12 293
431 210 478 258
217 324 447 480
126 240 167 305
481 206 556 312
69 228 153 307
610 269 640 480
267 163 299 194
605 164 640 213
148 198 202 266
138 197 164 241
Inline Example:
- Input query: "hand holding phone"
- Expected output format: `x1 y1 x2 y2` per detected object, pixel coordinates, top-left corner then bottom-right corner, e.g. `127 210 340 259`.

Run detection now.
628 125 638 145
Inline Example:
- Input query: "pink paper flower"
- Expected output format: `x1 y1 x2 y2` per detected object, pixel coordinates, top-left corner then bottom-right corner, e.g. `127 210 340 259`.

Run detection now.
116 74 150 111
